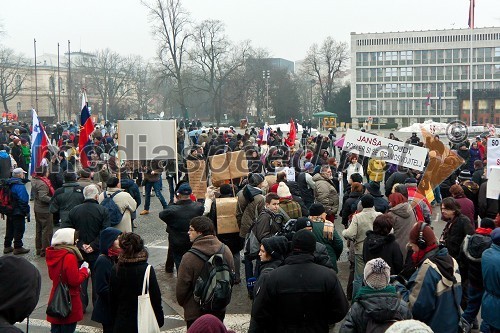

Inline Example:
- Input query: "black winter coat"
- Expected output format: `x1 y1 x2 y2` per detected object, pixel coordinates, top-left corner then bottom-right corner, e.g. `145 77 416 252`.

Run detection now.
363 232 404 275
441 214 475 260
458 233 492 289
49 182 84 225
64 199 110 262
341 292 412 333
109 261 164 333
253 253 349 333
341 191 363 226
159 200 204 253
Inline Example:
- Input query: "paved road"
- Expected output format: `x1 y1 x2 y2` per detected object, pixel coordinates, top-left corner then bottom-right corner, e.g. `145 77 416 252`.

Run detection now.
3 175 448 333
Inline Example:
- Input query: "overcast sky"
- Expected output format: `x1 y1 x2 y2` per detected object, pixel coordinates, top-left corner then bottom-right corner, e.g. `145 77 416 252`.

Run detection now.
1 0 499 62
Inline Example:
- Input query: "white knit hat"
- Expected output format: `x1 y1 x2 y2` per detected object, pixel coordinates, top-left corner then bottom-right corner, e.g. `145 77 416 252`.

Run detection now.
277 182 292 198
385 319 433 333
51 228 76 246
363 258 391 290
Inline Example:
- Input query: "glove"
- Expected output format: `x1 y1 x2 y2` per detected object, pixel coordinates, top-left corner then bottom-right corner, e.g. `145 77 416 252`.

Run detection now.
80 261 90 274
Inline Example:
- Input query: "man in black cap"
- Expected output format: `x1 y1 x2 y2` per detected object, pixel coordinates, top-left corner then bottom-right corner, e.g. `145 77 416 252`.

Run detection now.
253 229 348 332
159 183 204 270
364 181 389 213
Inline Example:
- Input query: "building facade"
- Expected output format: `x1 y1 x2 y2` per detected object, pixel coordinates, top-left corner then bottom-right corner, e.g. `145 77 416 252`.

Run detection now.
350 27 500 127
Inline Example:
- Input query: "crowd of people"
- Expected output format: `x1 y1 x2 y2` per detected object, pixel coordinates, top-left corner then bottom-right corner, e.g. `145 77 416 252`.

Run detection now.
0 118 499 333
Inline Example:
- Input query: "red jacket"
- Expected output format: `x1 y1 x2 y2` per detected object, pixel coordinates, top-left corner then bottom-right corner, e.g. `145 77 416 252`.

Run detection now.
45 247 89 325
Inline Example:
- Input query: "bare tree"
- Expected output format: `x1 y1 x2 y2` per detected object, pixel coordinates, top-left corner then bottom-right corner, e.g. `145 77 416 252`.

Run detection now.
190 19 251 124
301 37 349 112
77 49 136 121
143 0 191 119
132 59 156 119
0 47 27 112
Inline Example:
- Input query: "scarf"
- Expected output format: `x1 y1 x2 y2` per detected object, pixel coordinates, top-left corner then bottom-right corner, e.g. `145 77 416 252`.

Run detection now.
34 175 55 196
54 244 84 261
475 227 492 236
354 285 397 302
108 247 123 258
412 243 438 265
118 249 148 264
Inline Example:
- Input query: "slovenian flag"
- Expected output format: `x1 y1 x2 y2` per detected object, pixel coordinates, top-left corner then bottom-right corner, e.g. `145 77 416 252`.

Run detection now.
468 0 475 29
30 109 50 175
289 118 297 143
79 91 94 169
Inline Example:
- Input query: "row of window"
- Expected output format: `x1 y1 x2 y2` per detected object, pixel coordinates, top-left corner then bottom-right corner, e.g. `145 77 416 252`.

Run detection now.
356 48 500 65
356 65 500 81
355 99 458 116
14 75 64 91
356 81 500 98
355 32 500 47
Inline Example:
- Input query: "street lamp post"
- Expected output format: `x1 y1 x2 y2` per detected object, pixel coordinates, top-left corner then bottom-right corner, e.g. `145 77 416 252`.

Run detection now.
263 70 270 119
310 79 315 118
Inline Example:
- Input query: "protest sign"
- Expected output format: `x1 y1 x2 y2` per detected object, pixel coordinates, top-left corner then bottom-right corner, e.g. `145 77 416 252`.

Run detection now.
209 150 249 182
216 197 239 234
486 167 500 200
487 137 500 178
187 160 207 199
341 129 428 171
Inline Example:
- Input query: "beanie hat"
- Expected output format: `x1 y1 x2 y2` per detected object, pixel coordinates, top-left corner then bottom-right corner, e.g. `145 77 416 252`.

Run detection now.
385 319 433 333
51 228 76 246
364 181 381 196
304 162 314 171
480 218 495 230
404 178 418 186
409 222 437 247
458 169 472 181
292 229 316 254
294 217 313 231
261 236 289 261
248 173 264 187
305 151 313 160
361 194 375 208
177 183 192 195
491 228 500 246
363 258 391 290
187 314 236 333
277 182 292 198
309 203 326 216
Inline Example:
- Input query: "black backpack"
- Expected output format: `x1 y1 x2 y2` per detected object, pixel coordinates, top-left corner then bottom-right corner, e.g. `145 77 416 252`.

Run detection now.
0 179 13 217
189 244 234 313
100 191 123 226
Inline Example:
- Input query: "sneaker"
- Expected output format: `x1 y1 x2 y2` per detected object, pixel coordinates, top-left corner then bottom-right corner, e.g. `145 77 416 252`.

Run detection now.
140 210 149 215
13 247 30 255
3 247 13 254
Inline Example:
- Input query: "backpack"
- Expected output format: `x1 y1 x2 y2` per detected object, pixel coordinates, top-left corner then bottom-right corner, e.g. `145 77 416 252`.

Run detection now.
0 179 13 216
189 244 234 313
365 318 397 333
101 191 123 226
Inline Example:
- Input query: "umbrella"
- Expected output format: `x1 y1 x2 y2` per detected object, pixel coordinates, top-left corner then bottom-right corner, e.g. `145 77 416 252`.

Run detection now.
312 111 337 118
188 129 203 137
334 136 345 148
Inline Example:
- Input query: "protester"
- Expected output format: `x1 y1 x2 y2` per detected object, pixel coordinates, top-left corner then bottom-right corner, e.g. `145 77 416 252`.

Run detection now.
187 314 236 333
91 227 122 333
480 227 500 333
109 232 164 332
3 167 30 255
49 171 84 225
0 256 41 332
176 216 235 328
439 197 475 260
31 165 54 257
46 228 90 333
253 230 349 332
98 177 137 232
313 165 339 222
341 258 412 332
387 192 417 262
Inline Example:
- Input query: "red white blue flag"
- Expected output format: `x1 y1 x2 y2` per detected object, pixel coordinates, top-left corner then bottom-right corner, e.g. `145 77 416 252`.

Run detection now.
78 91 94 169
30 109 51 175
468 0 475 29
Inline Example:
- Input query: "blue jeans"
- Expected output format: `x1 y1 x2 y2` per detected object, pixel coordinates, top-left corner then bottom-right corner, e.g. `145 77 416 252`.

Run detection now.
353 254 365 299
462 284 483 326
51 323 77 333
166 176 176 202
144 179 168 210
432 186 442 204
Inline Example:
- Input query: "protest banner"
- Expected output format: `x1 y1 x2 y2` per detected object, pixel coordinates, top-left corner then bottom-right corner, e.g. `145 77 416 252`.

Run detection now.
209 150 249 182
187 160 207 199
216 197 239 234
341 129 428 171
486 167 500 200
487 137 500 178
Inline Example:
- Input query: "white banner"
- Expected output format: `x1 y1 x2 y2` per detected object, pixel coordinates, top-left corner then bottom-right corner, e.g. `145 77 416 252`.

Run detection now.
487 137 500 178
275 166 296 182
342 129 428 171
486 167 500 200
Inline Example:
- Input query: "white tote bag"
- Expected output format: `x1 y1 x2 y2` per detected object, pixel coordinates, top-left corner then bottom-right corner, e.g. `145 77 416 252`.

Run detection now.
137 265 161 333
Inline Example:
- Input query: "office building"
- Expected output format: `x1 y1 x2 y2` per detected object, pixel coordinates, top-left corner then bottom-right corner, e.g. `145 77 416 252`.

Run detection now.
350 27 500 127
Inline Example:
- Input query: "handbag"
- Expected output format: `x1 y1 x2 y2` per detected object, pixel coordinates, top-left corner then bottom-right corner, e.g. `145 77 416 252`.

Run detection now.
137 265 160 333
46 254 72 318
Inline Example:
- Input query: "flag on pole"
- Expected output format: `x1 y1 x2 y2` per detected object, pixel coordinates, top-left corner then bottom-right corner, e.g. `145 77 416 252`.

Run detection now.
79 91 94 169
30 109 50 175
289 118 297 143
468 0 475 29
